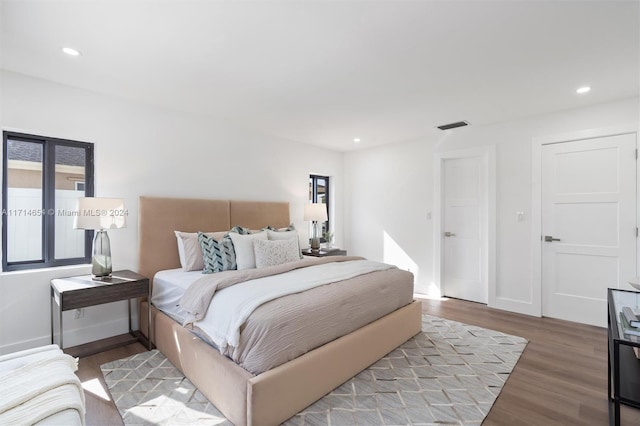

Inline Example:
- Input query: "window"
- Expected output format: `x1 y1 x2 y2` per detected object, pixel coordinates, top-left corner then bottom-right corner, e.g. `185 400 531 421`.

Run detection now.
2 131 94 271
309 174 330 240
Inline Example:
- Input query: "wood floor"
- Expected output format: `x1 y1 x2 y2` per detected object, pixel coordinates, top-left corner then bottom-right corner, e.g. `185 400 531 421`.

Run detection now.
74 298 640 425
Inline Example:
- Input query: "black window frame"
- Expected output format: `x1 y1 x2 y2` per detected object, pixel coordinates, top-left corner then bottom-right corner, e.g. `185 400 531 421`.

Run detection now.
309 174 330 240
2 131 95 272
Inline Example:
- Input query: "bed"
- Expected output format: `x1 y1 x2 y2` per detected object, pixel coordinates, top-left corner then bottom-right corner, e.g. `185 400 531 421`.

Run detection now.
137 196 421 426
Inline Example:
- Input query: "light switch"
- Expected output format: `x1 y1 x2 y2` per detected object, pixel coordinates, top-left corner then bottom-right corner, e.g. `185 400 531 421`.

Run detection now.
516 211 525 221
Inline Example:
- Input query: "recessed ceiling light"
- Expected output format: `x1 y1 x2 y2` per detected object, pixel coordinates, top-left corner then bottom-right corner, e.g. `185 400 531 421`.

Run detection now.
353 138 361 143
62 47 81 56
576 86 591 94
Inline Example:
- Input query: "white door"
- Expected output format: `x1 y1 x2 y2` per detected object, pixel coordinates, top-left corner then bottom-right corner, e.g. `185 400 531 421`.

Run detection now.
542 134 637 327
442 157 488 304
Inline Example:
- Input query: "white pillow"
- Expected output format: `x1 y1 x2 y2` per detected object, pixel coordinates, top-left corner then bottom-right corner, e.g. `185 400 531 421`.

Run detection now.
266 229 302 259
175 231 226 271
266 229 297 240
253 238 301 268
228 231 268 270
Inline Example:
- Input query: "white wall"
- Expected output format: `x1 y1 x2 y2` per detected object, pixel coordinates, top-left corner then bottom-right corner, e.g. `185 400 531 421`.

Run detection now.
0 70 344 353
345 97 639 314
344 138 435 293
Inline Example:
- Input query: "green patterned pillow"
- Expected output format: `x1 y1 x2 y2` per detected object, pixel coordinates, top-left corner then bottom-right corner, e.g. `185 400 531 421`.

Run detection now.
264 224 296 232
229 225 252 235
198 232 237 273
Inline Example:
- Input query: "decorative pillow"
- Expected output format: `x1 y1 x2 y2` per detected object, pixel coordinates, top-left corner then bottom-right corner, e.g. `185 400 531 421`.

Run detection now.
266 229 303 259
253 238 301 268
175 231 226 271
264 224 296 232
227 231 268 270
198 232 237 274
229 225 252 235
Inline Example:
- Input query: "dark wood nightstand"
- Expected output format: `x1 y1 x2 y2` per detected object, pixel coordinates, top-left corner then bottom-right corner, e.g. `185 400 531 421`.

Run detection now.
302 248 347 257
50 270 151 354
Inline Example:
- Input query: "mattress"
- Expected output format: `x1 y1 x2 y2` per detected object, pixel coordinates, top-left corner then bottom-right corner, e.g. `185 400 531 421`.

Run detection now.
151 268 203 323
152 262 414 374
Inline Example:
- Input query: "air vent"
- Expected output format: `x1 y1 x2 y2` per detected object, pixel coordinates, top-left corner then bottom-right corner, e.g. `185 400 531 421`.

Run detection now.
437 121 470 131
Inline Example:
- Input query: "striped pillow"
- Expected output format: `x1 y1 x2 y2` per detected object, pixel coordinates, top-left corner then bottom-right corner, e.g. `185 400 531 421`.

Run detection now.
264 224 296 232
175 231 226 271
229 225 252 235
198 232 237 273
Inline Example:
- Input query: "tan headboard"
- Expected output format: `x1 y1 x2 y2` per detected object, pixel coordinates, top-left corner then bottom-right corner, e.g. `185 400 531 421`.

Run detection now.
230 200 290 230
138 196 290 281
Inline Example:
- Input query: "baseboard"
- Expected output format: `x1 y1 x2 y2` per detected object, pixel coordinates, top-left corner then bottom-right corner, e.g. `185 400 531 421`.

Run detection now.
0 316 135 355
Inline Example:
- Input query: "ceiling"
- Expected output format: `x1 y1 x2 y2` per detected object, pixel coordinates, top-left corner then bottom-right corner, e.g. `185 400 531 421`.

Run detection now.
1 0 638 151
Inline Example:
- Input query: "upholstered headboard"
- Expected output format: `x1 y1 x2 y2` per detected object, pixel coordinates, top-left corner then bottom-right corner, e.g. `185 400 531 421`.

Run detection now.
138 196 290 281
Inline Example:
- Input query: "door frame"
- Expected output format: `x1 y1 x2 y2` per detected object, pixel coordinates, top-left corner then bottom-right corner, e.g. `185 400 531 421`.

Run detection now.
434 146 496 305
531 125 639 317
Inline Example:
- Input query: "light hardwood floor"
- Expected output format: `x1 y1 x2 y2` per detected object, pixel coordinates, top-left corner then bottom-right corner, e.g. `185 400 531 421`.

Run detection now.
75 298 640 425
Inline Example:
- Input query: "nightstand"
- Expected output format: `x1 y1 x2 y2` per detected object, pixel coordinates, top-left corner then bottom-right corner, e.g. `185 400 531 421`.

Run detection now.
50 270 151 353
302 248 347 257
608 288 640 425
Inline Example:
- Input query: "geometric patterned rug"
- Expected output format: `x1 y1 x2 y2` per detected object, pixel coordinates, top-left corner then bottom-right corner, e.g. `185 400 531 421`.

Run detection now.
101 315 527 425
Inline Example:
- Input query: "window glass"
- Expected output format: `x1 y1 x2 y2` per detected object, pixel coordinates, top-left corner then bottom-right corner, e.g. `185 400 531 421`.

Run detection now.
316 177 327 204
54 144 87 259
5 139 43 262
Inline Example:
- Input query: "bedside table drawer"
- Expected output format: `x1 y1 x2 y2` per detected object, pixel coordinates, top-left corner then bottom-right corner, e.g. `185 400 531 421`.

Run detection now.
61 280 149 310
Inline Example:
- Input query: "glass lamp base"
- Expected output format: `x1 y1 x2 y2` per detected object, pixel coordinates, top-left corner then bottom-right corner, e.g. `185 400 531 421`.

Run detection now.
310 221 321 252
92 230 113 279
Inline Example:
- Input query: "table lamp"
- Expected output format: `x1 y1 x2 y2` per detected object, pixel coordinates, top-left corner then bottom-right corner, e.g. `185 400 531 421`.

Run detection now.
74 197 126 279
304 203 328 252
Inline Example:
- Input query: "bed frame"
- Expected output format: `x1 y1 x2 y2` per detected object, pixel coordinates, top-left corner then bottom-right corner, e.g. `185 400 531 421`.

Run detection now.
137 196 422 426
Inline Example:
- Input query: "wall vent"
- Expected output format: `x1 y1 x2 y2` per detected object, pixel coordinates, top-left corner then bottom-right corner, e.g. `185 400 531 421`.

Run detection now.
437 121 470 131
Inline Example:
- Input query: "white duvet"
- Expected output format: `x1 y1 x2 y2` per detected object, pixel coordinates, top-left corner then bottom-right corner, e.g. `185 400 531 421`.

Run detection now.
196 259 393 353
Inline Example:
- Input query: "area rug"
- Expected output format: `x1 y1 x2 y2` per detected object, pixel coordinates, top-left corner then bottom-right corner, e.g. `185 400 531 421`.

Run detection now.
101 315 527 425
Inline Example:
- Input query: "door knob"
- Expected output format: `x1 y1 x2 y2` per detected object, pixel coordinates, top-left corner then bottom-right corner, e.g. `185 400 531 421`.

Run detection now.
444 231 456 237
544 235 561 242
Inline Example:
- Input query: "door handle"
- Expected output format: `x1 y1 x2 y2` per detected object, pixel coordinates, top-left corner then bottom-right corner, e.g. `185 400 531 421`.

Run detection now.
444 231 456 237
544 235 561 242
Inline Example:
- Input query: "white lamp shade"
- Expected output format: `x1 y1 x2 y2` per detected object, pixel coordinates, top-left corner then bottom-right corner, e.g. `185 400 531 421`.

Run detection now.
73 197 127 230
304 203 328 222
